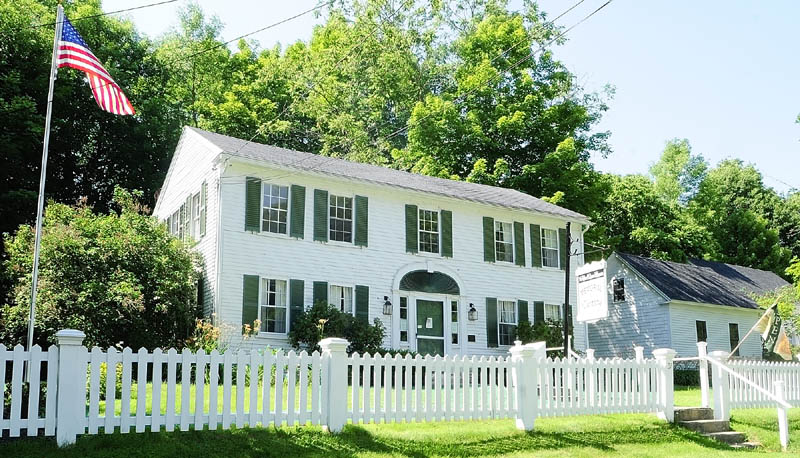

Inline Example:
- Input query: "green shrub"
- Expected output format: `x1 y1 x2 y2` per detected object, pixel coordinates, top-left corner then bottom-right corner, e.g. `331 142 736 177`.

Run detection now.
289 301 385 354
515 319 572 358
94 362 123 400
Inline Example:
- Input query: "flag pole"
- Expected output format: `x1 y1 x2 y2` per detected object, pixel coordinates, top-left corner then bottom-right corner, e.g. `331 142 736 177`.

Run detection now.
726 302 777 361
26 4 64 374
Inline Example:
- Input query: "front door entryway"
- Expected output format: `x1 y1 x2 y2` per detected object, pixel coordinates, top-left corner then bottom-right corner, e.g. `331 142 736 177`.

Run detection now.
416 299 444 356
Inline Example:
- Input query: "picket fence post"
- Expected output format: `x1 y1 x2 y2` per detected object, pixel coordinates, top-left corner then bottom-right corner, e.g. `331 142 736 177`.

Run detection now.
509 341 545 431
696 342 709 408
653 348 676 422
774 380 789 451
634 346 644 363
319 337 349 433
708 350 730 421
55 329 87 446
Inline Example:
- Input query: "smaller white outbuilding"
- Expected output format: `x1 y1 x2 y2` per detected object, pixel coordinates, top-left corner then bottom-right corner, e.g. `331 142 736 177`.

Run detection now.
584 252 790 359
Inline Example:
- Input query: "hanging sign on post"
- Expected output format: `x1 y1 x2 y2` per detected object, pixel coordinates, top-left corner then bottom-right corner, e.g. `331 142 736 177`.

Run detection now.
575 260 609 322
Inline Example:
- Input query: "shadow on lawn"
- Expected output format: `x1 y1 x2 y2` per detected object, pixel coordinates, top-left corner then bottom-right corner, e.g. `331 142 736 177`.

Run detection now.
1 421 737 458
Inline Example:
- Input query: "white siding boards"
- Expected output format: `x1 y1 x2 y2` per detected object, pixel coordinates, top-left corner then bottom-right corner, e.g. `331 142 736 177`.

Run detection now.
156 128 588 354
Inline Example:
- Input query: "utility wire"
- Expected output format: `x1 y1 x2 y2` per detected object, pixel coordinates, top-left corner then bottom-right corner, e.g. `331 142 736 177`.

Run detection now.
231 0 603 183
29 0 179 29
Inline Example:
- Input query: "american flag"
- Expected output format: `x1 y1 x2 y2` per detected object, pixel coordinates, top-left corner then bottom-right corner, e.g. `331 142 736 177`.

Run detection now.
56 17 135 115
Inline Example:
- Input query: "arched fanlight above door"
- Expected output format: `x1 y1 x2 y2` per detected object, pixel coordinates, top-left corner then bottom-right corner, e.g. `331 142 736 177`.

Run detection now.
398 270 460 295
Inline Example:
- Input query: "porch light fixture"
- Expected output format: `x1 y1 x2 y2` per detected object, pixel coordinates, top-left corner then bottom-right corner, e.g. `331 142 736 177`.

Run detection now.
468 303 478 321
383 296 393 315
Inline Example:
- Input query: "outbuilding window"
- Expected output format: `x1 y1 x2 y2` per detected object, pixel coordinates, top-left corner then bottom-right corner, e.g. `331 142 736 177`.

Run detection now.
729 323 740 357
613 278 625 302
695 320 707 343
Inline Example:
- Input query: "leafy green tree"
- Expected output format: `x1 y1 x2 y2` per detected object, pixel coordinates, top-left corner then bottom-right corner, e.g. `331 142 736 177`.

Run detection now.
590 175 716 262
690 160 793 273
1 188 200 349
649 138 707 204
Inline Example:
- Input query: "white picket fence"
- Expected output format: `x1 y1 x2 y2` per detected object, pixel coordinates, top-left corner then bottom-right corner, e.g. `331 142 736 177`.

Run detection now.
726 359 800 409
5 328 797 448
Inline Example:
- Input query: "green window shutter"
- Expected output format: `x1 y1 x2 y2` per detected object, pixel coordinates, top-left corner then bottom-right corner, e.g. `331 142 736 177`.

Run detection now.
534 301 545 326
289 185 306 239
355 195 368 247
514 221 525 266
558 227 568 270
530 224 542 268
355 285 369 324
486 297 498 348
200 181 208 237
245 177 261 232
405 204 418 253
518 300 529 324
289 279 305 331
313 189 328 242
483 217 495 263
313 281 328 306
242 275 259 333
440 210 453 257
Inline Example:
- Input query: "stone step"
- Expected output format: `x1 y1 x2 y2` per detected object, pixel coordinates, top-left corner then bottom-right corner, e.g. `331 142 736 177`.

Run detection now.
678 419 730 434
674 407 714 422
704 431 746 445
730 441 761 449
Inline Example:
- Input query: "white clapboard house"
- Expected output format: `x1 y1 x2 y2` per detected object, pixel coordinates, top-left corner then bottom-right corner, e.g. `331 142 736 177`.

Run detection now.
154 127 589 355
587 252 790 359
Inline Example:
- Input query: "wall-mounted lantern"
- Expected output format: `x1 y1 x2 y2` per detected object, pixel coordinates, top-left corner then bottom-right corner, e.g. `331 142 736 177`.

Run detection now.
383 296 393 315
468 303 478 321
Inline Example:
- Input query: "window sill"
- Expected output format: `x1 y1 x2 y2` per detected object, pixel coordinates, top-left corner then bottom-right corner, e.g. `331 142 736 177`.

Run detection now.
324 239 363 249
257 331 288 338
247 229 295 241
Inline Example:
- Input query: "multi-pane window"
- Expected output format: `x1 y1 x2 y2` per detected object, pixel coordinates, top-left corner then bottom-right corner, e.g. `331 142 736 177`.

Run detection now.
330 285 353 315
171 210 180 235
494 221 514 263
544 303 562 321
498 300 517 346
399 297 408 343
451 301 459 345
729 323 740 356
613 278 625 302
260 278 287 334
418 209 440 253
191 193 201 238
262 184 289 234
541 228 559 268
329 195 353 242
696 320 707 342
180 204 189 240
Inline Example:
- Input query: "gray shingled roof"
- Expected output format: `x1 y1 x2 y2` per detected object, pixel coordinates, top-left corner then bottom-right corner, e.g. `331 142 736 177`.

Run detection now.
616 252 790 309
189 127 588 221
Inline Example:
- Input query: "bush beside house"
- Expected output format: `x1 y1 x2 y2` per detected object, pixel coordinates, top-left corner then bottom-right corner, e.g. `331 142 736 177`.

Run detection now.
0 188 201 350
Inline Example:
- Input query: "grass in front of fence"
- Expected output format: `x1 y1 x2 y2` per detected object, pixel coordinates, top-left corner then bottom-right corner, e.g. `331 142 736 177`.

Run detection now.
4 387 799 457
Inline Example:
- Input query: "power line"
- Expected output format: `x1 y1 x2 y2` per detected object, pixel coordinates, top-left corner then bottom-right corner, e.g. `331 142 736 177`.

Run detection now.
382 0 614 143
29 0 179 29
232 0 602 184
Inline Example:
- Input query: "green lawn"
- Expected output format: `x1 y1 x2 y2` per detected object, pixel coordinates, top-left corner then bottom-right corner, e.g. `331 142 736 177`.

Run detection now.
2 387 798 457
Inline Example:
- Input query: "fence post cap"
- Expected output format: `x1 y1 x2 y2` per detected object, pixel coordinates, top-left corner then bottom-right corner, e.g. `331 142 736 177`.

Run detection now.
319 337 349 353
696 341 708 350
55 329 86 346
652 348 677 359
708 350 729 359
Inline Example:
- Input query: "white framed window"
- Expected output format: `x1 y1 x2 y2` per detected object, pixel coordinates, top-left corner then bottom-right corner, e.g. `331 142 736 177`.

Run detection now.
498 300 517 346
170 210 180 235
544 303 562 321
541 228 559 268
418 209 440 253
191 192 201 238
495 221 514 263
180 203 189 241
262 183 289 234
329 284 353 315
613 278 625 302
329 194 353 242
260 278 287 334
399 296 409 343
451 300 459 345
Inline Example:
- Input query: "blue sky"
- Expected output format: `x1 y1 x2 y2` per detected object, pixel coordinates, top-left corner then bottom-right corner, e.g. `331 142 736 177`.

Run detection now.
103 0 800 194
